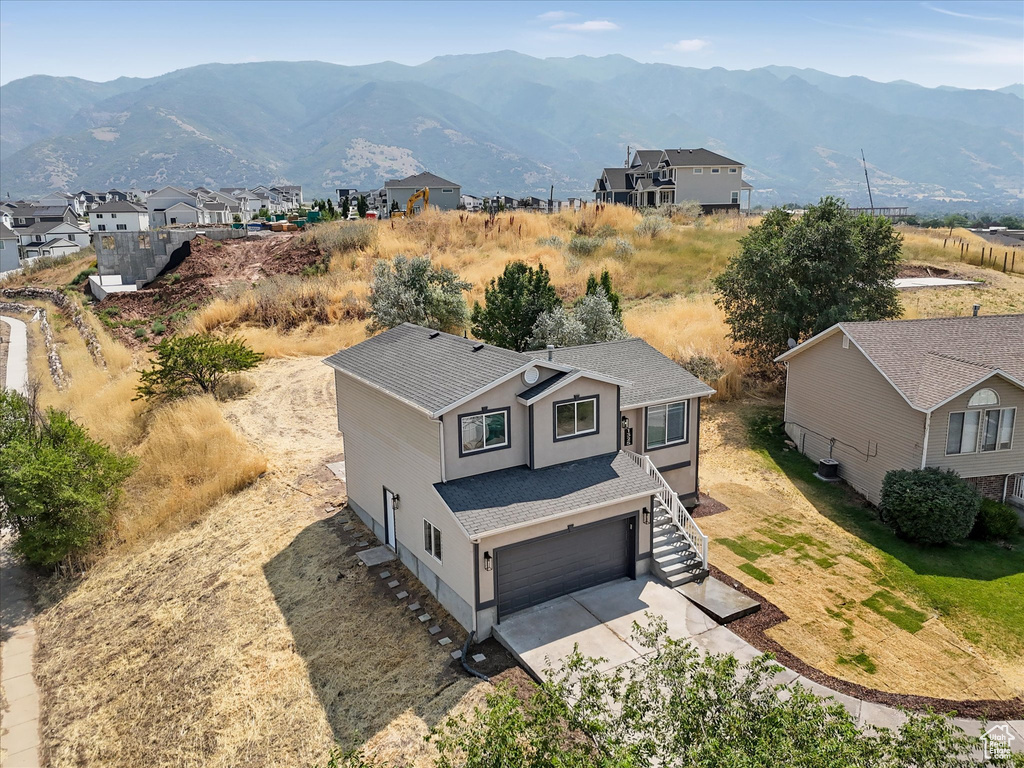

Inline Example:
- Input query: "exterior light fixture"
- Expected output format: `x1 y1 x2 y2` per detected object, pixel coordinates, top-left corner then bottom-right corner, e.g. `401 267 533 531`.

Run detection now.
392 494 400 511
621 415 629 429
483 551 493 571
642 507 650 525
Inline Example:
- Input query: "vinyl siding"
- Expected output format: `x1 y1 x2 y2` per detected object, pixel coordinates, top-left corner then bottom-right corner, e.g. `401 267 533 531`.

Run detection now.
671 166 743 206
927 377 1024 477
783 331 925 506
333 371 475 609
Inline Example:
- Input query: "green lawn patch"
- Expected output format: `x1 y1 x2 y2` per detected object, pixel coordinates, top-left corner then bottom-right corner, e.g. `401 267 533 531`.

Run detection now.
861 590 929 634
837 652 877 674
738 562 774 584
746 407 1024 657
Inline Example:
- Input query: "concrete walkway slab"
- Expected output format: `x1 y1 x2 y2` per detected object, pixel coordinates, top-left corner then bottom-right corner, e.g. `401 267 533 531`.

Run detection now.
894 277 980 289
356 545 395 567
677 577 760 623
493 595 641 676
0 316 29 395
1 531 41 768
571 576 717 655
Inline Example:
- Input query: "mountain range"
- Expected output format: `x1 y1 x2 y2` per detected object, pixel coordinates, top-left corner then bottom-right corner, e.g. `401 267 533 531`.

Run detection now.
1 52 1022 211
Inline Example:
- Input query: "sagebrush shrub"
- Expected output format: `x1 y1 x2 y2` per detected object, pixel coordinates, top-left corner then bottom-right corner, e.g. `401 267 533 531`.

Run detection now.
635 216 670 239
568 235 602 256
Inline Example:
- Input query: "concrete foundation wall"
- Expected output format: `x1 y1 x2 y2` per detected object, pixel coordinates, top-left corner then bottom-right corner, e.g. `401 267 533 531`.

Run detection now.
93 227 248 286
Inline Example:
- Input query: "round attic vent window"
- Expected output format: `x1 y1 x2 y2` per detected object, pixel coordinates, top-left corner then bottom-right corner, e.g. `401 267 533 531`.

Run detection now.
522 366 540 386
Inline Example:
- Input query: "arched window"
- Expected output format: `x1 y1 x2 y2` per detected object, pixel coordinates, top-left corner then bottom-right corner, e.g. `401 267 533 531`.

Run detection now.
967 388 998 408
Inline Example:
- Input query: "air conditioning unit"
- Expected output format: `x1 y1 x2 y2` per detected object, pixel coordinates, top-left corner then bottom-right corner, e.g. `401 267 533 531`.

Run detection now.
816 458 840 482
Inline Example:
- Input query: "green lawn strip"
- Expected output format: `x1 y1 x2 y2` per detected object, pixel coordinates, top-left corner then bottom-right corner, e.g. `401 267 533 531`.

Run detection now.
861 590 929 634
738 562 774 584
746 407 1024 657
837 652 877 674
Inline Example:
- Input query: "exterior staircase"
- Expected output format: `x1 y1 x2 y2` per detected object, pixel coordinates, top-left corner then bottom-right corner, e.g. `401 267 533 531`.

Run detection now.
626 452 710 587
651 504 708 586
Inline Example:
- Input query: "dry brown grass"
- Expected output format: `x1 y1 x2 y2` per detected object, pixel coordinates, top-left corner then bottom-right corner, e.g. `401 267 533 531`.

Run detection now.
35 358 488 768
899 226 1024 275
699 401 1023 701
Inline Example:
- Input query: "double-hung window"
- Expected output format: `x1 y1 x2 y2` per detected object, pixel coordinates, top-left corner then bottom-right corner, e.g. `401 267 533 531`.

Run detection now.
646 401 688 449
423 520 442 563
460 409 508 454
731 192 739 204
555 397 597 440
946 389 1015 454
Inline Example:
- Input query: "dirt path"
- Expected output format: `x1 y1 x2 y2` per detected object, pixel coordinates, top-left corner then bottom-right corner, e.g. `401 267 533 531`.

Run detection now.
1 533 41 768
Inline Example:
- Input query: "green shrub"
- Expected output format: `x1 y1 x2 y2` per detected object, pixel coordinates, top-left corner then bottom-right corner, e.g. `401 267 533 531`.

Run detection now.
71 267 98 285
0 390 136 568
151 320 167 335
568 235 602 256
136 333 263 401
612 237 634 259
972 498 1020 541
880 468 980 544
536 235 564 249
134 327 147 339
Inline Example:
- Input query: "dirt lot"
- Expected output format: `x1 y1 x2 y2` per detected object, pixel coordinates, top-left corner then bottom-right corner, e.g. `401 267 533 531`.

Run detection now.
698 400 1024 705
91 233 324 348
33 357 522 768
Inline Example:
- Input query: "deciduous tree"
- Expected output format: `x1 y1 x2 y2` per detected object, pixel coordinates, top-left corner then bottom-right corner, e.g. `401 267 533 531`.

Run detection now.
135 334 263 401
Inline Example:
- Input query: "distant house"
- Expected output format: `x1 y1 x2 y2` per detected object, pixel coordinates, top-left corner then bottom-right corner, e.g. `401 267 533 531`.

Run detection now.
90 201 150 233
336 188 360 205
460 194 483 212
777 315 1024 510
16 220 90 252
384 172 461 214
20 238 81 261
5 203 79 228
0 223 19 273
270 185 303 207
39 191 85 216
595 148 753 213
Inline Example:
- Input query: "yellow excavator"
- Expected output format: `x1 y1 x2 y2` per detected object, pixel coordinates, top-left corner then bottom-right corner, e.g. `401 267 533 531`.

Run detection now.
405 187 429 217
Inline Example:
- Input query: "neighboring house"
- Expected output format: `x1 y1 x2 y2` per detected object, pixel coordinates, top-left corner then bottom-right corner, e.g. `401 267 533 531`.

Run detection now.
39 191 85 216
460 194 483 212
336 187 359 205
16 221 90 251
270 185 303 207
325 324 715 638
385 172 461 214
595 148 753 213
90 201 150 233
21 238 80 260
0 223 20 273
777 315 1024 509
147 186 204 227
6 203 79 228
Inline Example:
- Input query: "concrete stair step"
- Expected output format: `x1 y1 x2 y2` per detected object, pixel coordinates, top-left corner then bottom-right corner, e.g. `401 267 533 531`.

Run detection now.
652 542 694 560
653 549 699 567
664 567 710 587
657 558 701 576
653 533 690 549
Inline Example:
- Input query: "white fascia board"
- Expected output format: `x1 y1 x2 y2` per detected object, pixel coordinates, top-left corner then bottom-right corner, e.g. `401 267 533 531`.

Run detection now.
467 489 657 541
431 361 540 419
925 369 1024 413
628 390 716 410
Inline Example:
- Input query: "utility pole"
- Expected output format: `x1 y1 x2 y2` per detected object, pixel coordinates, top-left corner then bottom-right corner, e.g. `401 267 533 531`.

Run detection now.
861 149 875 214
625 145 630 168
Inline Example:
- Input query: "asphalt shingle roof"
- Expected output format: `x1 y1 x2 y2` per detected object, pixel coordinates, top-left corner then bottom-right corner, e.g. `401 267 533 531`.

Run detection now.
839 315 1024 410
324 323 529 415
661 148 743 167
90 201 147 214
527 338 715 407
518 371 569 401
0 223 18 239
435 451 661 537
384 172 459 190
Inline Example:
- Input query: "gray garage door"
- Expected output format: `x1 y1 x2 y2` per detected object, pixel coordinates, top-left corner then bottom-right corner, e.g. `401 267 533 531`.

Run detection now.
496 516 634 618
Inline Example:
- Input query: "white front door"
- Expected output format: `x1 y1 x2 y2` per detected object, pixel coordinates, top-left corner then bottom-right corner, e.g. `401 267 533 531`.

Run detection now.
384 488 397 550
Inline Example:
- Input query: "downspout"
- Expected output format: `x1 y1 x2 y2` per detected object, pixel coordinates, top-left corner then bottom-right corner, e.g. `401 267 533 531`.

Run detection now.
920 412 931 470
1002 475 1009 504
437 418 447 483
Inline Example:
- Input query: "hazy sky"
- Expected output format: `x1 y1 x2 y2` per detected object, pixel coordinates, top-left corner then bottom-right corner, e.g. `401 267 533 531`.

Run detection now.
1 0 1022 89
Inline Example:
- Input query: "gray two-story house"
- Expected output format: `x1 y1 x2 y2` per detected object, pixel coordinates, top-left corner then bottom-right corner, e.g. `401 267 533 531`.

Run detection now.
384 172 461 214
325 324 715 639
595 148 754 213
777 315 1024 510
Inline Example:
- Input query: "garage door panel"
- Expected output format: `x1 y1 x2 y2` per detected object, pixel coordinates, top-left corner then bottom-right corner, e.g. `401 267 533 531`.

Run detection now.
496 516 634 618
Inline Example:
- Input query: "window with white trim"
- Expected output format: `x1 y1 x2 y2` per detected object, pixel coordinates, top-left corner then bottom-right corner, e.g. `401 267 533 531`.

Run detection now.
441 188 453 194
693 168 703 174
731 192 739 204
729 167 738 173
460 410 508 454
947 407 1015 454
97 224 106 231
711 168 720 174
116 224 127 230
646 401 688 449
95 213 103 219
423 520 442 563
555 397 597 439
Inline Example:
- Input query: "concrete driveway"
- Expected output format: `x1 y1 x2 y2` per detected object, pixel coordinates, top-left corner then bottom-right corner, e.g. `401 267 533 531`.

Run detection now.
493 575 726 676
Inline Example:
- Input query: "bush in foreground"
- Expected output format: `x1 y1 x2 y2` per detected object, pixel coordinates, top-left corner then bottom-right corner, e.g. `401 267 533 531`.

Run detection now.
367 255 471 334
135 334 263 401
0 390 136 568
881 467 980 544
972 498 1020 541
